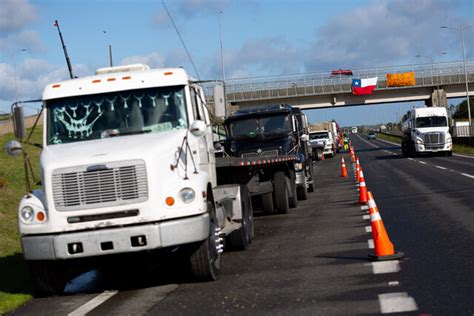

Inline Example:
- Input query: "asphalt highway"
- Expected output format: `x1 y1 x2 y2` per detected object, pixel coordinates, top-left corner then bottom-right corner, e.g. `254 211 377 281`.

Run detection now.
349 133 474 315
10 136 474 315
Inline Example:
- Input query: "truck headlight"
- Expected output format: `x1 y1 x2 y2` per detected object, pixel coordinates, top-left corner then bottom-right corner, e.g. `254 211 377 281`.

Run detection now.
295 163 304 171
179 188 195 204
416 137 424 144
20 206 35 223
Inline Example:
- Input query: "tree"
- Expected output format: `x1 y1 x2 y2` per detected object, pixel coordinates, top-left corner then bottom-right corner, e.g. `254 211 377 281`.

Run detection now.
452 97 474 120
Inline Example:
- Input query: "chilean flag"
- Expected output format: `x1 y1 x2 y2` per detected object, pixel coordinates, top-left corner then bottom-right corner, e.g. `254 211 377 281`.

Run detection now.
352 77 377 95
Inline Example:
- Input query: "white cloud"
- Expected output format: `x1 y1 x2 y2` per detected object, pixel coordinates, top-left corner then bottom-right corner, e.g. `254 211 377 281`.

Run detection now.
304 0 469 71
0 0 37 33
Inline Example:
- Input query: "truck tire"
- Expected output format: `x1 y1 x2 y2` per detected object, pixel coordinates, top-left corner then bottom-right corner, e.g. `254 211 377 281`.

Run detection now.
226 185 253 250
288 170 298 208
261 192 274 214
29 260 68 297
273 171 289 214
190 201 221 281
401 138 408 157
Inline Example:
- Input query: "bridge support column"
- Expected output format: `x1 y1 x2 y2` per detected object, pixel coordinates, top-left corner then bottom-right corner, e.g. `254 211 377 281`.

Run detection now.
426 88 447 107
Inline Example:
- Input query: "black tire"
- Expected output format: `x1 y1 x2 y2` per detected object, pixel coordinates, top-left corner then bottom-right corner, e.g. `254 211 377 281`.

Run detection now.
226 185 253 250
29 260 68 297
190 201 221 281
288 170 298 208
273 171 289 214
261 192 274 214
445 151 452 157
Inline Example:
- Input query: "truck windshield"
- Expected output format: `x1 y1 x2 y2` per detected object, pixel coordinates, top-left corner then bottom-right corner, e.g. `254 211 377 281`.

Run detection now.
309 132 329 140
46 86 187 144
229 114 291 139
415 116 447 128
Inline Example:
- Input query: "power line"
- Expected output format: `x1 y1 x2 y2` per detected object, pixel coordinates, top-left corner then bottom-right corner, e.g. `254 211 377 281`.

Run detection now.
161 1 200 80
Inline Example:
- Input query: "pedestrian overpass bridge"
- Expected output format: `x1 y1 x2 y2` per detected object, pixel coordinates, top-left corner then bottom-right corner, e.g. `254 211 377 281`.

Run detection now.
209 60 474 110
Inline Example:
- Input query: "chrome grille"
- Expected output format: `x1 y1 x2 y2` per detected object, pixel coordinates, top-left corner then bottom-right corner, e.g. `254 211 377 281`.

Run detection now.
241 149 279 158
52 160 148 211
423 132 445 145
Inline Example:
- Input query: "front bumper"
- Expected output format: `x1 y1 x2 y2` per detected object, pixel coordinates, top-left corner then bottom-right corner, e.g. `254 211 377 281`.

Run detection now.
415 143 452 153
21 213 210 260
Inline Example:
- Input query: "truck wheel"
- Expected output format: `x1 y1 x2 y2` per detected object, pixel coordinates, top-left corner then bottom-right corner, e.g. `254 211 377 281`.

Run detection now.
29 260 68 297
273 171 289 214
445 151 452 157
226 185 253 250
261 192 274 214
288 171 298 208
190 201 221 281
317 149 323 161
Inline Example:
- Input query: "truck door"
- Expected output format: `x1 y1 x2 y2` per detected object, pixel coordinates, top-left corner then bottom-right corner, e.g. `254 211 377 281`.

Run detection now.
190 85 217 185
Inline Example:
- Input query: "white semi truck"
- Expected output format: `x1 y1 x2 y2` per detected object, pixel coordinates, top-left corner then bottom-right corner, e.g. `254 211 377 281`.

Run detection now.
401 107 452 157
6 64 299 296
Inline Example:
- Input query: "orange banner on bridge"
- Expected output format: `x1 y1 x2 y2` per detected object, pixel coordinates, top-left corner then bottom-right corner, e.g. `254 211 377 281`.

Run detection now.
386 71 416 87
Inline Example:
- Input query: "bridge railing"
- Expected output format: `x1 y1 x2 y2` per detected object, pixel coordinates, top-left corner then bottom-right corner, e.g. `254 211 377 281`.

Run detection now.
203 60 474 102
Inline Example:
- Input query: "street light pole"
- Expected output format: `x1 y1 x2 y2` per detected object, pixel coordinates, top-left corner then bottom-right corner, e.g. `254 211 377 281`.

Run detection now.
13 48 27 104
218 10 226 82
441 25 474 132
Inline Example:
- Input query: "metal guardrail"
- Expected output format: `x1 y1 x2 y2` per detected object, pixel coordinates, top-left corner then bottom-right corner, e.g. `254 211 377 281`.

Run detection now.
204 60 474 103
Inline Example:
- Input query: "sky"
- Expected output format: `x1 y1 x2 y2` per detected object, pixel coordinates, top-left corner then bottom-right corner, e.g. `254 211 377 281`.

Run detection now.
0 0 473 126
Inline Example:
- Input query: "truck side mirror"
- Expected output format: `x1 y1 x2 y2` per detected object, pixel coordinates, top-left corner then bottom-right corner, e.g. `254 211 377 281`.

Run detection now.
300 134 309 142
13 105 26 140
190 120 207 137
213 82 226 118
5 140 23 157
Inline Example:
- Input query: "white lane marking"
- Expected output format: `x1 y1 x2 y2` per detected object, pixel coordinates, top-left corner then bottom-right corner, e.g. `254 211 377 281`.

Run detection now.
372 261 400 274
368 239 374 249
435 166 447 170
407 158 415 161
388 281 400 286
361 205 369 211
418 161 427 165
68 291 118 316
378 292 418 313
363 214 371 220
453 153 474 159
461 173 474 179
365 226 372 233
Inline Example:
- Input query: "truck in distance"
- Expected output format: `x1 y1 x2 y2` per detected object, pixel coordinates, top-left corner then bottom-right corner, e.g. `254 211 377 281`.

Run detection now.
401 106 452 157
223 104 314 205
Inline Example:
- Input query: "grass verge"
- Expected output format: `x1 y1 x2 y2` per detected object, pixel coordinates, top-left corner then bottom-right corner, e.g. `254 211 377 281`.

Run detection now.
0 128 42 314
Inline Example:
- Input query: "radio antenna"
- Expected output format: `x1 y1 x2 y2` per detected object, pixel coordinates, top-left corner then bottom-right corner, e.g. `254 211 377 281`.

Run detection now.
53 20 74 79
161 1 201 80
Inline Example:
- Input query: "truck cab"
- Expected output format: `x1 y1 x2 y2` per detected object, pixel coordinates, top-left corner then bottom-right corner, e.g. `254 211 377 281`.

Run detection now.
224 104 314 200
7 64 253 296
401 107 452 157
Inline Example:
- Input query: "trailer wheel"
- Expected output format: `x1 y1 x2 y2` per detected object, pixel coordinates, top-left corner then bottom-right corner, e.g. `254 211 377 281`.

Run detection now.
274 172 289 214
190 201 221 281
288 171 298 208
29 260 68 297
226 185 253 250
261 192 274 214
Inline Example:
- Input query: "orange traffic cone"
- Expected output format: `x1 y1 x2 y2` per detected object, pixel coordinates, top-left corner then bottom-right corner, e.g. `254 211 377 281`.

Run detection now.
340 157 348 177
358 169 368 204
367 191 378 215
367 192 404 261
350 147 355 163
355 158 361 182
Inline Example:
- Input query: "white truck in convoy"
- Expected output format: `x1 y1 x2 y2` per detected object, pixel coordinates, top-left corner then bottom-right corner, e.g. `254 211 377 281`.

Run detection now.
6 64 300 296
308 122 336 159
401 106 452 157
